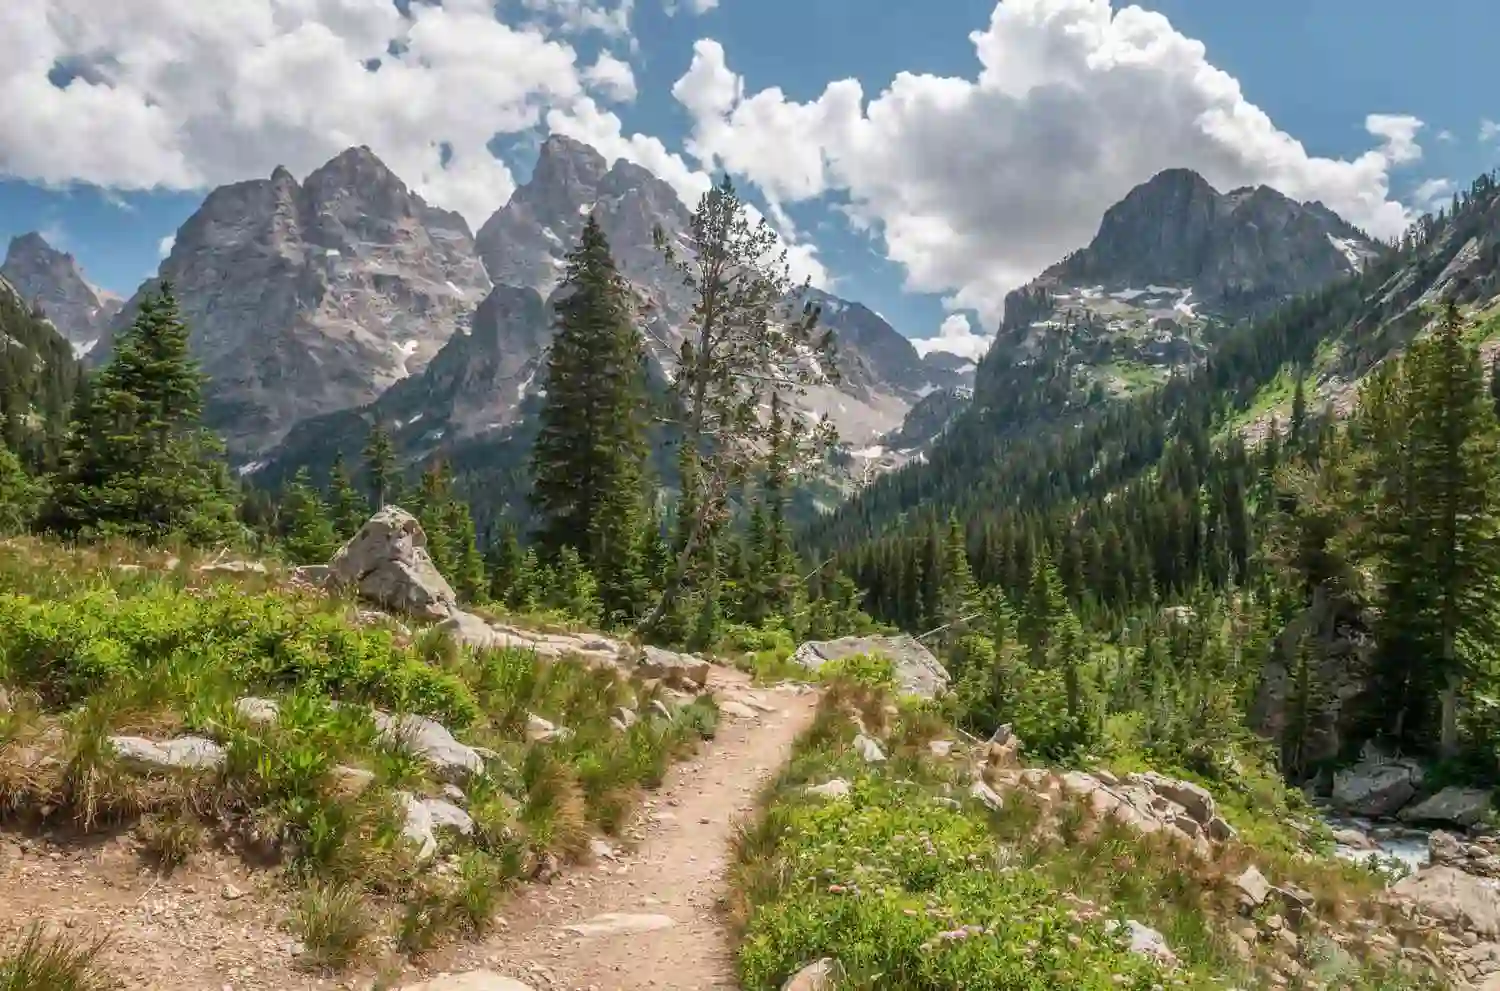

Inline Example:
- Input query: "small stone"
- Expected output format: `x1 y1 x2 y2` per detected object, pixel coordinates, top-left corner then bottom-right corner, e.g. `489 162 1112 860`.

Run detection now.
927 740 955 758
781 958 841 991
970 779 1004 811
853 734 886 764
1235 865 1272 910
221 883 246 901
233 697 279 726
805 779 852 800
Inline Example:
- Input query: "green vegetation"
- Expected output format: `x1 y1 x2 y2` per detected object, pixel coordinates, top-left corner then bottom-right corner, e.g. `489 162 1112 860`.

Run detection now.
730 682 1444 991
0 925 111 991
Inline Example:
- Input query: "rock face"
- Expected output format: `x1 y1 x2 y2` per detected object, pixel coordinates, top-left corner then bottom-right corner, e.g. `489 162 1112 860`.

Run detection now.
1332 759 1422 817
1 232 121 353
103 146 491 457
792 634 950 698
1400 787 1492 828
1393 866 1500 938
328 507 459 620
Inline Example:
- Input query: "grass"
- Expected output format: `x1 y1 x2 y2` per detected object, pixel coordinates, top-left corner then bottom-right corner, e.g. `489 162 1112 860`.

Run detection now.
0 926 111 991
728 680 1449 991
0 536 724 972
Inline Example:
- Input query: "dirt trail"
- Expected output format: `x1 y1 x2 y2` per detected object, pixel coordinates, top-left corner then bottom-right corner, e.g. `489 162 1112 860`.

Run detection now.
443 672 820 991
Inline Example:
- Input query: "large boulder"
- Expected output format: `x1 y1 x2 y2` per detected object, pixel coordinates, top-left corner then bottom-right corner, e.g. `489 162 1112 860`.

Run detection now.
1332 760 1421 817
109 736 226 773
1135 772 1216 824
372 711 485 783
792 634 950 698
327 507 458 620
1399 787 1492 828
633 645 711 690
1392 866 1500 938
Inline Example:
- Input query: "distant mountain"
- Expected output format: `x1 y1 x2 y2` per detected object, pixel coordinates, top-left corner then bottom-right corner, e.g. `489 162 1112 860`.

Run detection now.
984 168 1381 407
102 146 492 457
2 233 121 354
0 274 83 465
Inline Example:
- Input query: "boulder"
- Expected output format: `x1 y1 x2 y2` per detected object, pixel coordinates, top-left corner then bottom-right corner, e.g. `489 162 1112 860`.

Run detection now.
109 736 226 773
1234 866 1272 909
234 697 279 726
1332 761 1420 817
1392 866 1500 938
1106 919 1177 966
782 959 840 991
400 793 474 862
436 610 531 651
791 634 950 698
291 564 332 587
372 711 484 783
970 779 1004 812
634 646 711 691
1138 772 1216 824
327 507 458 620
1207 816 1237 842
398 971 535 991
805 779 852 800
1400 787 1492 828
853 734 887 764
197 559 268 575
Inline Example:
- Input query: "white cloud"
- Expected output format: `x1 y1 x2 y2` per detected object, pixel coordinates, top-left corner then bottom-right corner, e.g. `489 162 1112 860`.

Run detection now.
157 233 175 259
665 0 720 14
1437 129 1455 142
1481 119 1500 143
583 51 638 102
519 0 635 39
1 0 590 227
911 312 991 360
1413 177 1454 211
669 0 1424 325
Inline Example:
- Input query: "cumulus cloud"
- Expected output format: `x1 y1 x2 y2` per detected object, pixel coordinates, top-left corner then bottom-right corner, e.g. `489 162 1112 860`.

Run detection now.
1481 119 1500 143
911 313 990 360
1 0 588 226
669 0 1424 325
157 234 175 259
584 51 638 102
665 0 720 14
1413 177 1454 211
519 0 635 39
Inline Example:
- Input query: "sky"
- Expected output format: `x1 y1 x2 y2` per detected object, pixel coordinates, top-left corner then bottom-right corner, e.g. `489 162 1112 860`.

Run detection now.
2 0 1497 360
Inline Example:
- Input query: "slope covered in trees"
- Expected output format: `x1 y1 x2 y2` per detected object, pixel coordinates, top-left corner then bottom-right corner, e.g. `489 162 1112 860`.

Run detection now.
0 275 83 469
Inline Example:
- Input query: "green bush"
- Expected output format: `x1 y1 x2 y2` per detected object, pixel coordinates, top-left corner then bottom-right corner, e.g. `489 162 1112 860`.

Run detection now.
816 652 896 690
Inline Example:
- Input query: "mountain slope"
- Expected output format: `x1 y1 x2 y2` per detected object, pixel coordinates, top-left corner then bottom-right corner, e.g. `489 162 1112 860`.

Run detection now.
102 146 492 457
0 275 84 465
2 233 121 353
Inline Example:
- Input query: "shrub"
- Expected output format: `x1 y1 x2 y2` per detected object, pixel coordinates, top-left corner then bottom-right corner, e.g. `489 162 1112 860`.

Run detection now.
137 807 205 869
290 883 372 972
816 652 896 690
0 925 111 991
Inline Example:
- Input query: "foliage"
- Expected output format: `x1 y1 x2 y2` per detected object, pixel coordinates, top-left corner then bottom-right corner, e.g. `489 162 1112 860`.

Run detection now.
0 925 111 991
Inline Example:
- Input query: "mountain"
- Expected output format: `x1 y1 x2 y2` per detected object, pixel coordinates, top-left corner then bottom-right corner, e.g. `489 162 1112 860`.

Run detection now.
102 146 492 457
0 274 84 465
1 233 122 354
983 168 1380 406
804 169 1500 565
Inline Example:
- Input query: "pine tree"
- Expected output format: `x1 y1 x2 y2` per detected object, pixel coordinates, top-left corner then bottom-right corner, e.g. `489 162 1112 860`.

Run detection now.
1290 372 1308 447
485 524 524 606
529 215 651 626
45 284 238 544
413 461 457 578
279 467 338 564
0 440 41 535
362 423 398 510
641 176 837 633
1018 548 1069 667
441 496 487 603
327 452 369 540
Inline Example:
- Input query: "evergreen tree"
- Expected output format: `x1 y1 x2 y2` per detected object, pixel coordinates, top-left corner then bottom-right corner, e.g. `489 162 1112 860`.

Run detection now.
279 467 338 564
529 215 651 626
362 423 398 510
45 284 238 544
1290 372 1308 447
0 441 41 535
441 496 487 603
486 524 524 605
641 176 837 633
412 461 457 577
327 451 369 540
1018 549 1068 667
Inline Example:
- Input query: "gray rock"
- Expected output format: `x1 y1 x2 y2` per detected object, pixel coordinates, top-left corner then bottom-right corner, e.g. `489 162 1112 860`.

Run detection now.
1235 865 1272 909
792 635 950 698
1106 919 1177 965
562 913 676 937
234 697 279 726
970 779 1004 812
330 765 376 797
1400 787 1492 828
399 792 474 862
781 958 841 991
1206 816 1237 842
291 564 332 587
928 740 955 758
718 699 759 720
853 734 886 764
372 710 484 783
805 779 852 800
635 646 711 691
614 707 637 729
1138 772 1216 824
1333 761 1421 817
436 610 533 651
1392 866 1500 937
526 713 565 743
397 970 536 991
109 736 226 773
197 559 268 575
328 507 459 620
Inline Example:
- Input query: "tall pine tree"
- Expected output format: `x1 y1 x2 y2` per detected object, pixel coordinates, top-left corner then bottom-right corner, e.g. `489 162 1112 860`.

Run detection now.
530 215 651 626
45 284 238 544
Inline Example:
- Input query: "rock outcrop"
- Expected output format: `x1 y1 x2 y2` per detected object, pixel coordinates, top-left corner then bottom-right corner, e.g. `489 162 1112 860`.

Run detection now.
1400 787 1492 828
792 634 950 698
327 507 459 620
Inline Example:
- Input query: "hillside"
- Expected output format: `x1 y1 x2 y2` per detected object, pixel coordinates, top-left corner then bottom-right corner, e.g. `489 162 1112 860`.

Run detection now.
0 274 83 467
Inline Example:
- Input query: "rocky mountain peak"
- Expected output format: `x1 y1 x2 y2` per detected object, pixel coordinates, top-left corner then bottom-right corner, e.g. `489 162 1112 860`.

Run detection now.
105 145 492 457
1 232 121 351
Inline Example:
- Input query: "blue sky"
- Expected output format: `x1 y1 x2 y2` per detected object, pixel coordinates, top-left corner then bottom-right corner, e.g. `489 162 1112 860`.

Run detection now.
3 0 1497 357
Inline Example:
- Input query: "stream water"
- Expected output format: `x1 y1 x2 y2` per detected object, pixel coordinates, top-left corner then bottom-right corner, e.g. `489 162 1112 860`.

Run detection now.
1321 813 1432 873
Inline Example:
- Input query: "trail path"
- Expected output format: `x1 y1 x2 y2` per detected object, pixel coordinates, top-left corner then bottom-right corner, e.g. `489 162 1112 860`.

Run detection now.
440 670 820 991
